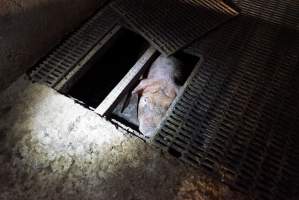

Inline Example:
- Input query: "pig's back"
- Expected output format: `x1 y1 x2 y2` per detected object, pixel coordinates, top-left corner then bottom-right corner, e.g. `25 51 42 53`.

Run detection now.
147 55 182 82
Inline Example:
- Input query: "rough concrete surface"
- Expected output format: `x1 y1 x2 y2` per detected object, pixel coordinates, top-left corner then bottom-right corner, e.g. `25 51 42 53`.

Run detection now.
0 76 248 200
0 0 103 93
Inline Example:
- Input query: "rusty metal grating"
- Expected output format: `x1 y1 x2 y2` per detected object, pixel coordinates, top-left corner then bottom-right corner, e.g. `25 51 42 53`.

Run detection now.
28 7 120 87
155 12 299 200
110 0 238 55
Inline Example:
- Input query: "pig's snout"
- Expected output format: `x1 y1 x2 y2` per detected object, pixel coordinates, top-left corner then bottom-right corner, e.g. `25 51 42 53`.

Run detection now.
138 116 158 137
138 95 167 138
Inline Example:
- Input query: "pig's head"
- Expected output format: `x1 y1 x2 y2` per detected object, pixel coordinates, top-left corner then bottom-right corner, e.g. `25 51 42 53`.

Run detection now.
132 79 178 137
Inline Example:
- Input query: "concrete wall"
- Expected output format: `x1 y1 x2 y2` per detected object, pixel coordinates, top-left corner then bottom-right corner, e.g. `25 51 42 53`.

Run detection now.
0 0 105 92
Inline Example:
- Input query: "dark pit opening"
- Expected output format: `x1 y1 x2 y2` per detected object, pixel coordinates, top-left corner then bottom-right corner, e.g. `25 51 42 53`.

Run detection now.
172 52 200 85
67 28 149 108
63 26 200 138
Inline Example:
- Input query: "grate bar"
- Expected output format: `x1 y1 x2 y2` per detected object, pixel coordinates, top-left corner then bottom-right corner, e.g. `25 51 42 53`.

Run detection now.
95 47 158 116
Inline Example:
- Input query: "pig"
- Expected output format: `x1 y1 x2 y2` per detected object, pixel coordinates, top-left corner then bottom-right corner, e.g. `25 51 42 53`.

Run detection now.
132 54 183 138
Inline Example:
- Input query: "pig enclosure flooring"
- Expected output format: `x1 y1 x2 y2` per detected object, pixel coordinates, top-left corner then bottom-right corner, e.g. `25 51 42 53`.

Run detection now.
0 77 245 200
1 0 299 200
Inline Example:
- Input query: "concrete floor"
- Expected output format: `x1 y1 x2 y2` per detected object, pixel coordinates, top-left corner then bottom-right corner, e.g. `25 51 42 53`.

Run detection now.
0 76 247 200
0 0 103 93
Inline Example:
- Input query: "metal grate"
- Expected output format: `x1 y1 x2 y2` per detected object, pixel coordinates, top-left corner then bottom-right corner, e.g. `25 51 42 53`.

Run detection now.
155 12 299 200
110 0 238 55
231 0 299 30
29 7 120 87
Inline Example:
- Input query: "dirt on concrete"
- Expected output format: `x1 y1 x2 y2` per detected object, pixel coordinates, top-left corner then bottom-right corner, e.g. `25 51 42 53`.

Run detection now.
0 75 249 200
0 0 105 93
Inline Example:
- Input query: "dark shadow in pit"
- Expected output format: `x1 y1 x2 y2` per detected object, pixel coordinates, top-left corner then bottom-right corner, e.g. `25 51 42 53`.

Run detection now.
67 29 149 108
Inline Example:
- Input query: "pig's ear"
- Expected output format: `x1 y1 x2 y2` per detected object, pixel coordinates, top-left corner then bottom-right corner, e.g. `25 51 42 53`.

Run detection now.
132 79 153 94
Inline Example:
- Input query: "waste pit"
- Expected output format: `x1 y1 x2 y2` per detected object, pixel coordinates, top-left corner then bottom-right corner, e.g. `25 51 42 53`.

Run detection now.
61 28 200 139
66 28 149 109
28 26 201 139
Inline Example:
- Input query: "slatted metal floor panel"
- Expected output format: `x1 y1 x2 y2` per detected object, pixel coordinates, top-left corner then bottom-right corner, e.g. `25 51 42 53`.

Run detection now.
110 0 238 55
156 10 299 200
232 0 299 30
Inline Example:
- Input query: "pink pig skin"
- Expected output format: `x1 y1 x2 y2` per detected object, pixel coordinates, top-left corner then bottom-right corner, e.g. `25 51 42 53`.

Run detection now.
132 55 182 137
